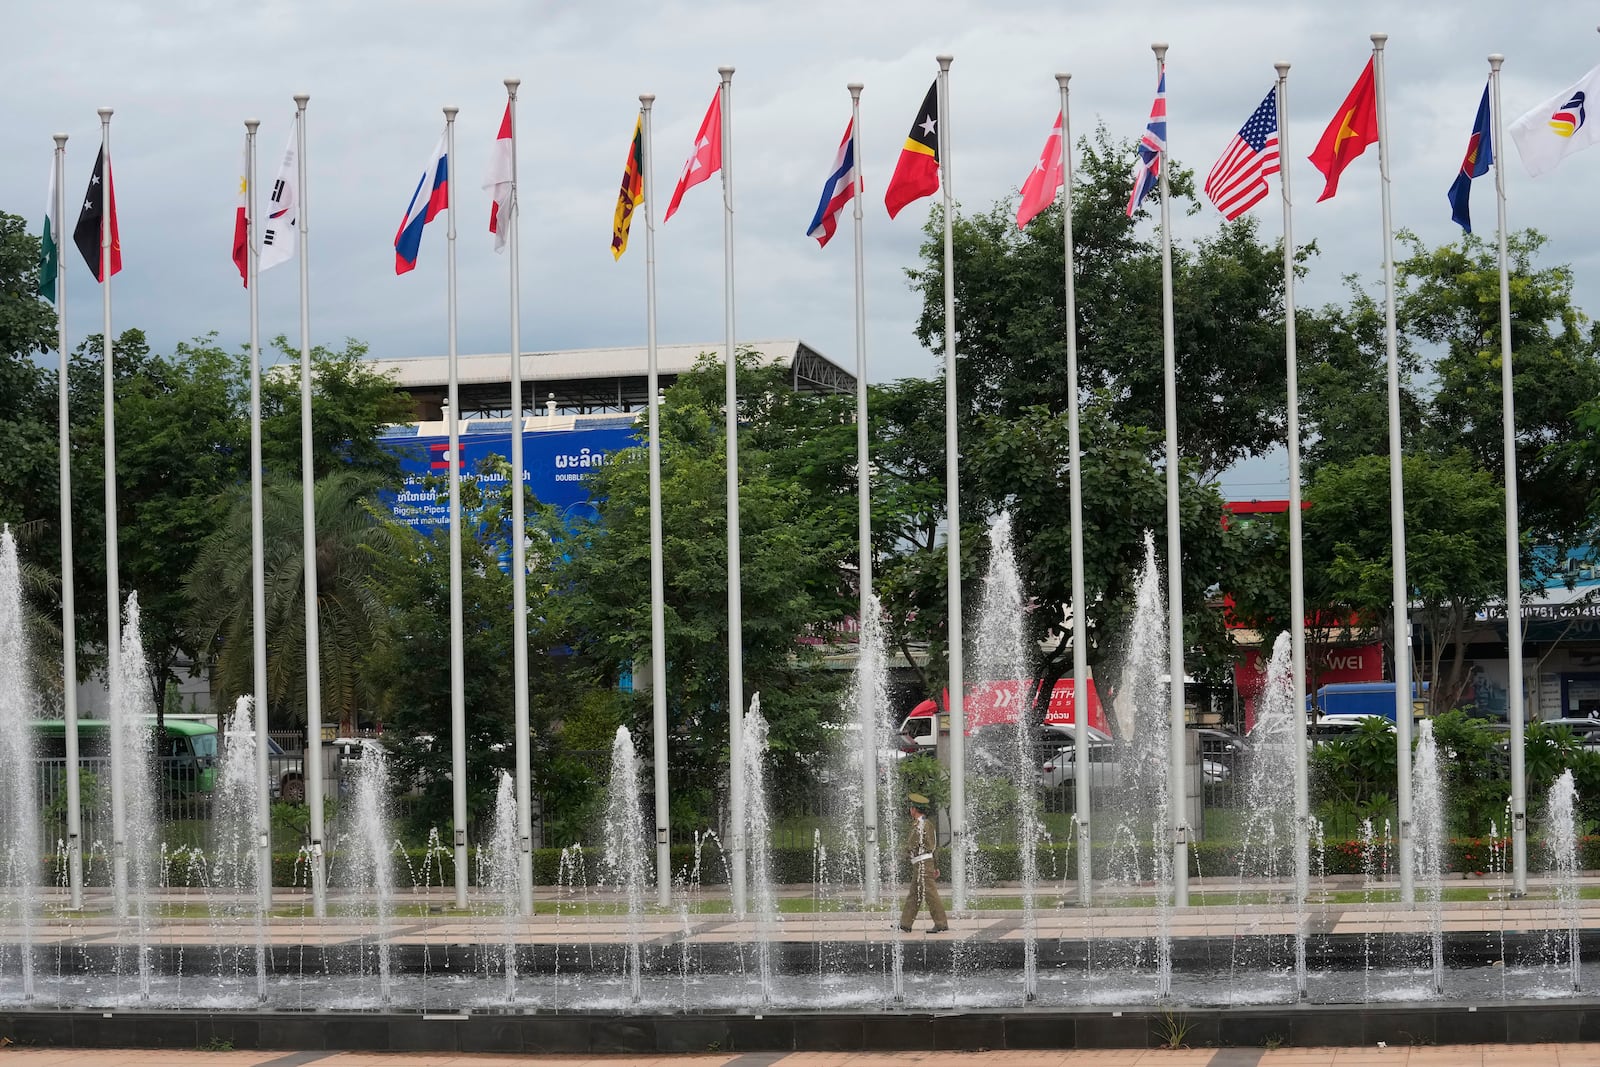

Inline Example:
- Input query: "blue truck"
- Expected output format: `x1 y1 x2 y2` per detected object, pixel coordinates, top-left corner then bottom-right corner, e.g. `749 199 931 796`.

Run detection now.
1308 681 1428 721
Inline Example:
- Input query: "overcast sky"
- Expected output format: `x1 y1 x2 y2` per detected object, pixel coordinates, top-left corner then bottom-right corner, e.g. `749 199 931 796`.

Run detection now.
5 0 1599 499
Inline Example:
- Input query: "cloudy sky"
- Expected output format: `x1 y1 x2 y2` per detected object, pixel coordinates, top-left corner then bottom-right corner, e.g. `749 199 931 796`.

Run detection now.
5 0 1599 498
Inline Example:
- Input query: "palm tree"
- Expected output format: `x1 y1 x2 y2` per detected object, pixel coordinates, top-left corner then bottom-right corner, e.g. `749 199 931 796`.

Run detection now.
186 470 404 734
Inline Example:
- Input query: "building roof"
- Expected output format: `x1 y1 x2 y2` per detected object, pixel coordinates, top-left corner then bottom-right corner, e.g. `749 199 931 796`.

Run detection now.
369 342 857 422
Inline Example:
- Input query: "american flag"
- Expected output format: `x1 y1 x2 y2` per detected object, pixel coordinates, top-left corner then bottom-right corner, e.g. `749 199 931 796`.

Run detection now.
1204 87 1280 220
1126 67 1167 217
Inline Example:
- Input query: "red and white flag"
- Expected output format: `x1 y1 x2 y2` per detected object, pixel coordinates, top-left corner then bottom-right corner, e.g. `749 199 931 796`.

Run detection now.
232 147 249 286
664 89 722 222
484 102 514 251
1204 86 1279 220
1015 111 1063 230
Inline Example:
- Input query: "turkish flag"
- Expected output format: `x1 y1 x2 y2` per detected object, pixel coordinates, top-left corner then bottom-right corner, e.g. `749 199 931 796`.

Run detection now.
1308 58 1378 203
1016 111 1063 230
664 88 722 222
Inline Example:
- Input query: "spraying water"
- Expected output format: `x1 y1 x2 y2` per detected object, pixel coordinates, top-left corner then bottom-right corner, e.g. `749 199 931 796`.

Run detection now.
740 694 777 1006
602 727 648 1003
857 597 905 1002
213 697 267 1002
1240 632 1305 994
1546 770 1581 991
972 514 1040 1000
1411 719 1445 994
1106 533 1175 997
0 530 38 1001
482 772 520 1003
340 744 395 1006
112 594 158 1001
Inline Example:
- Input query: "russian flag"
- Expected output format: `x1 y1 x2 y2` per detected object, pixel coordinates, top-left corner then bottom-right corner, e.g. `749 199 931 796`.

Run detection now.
394 132 449 274
806 119 857 249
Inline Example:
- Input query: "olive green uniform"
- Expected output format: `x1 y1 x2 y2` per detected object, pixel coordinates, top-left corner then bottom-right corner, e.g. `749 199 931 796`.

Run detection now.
899 812 948 931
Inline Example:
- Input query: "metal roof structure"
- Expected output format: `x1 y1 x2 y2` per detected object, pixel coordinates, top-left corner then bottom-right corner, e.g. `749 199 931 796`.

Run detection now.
368 339 853 419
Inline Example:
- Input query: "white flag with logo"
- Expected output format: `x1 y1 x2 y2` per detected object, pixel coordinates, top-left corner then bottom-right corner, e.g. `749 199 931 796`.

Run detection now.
1510 64 1600 178
259 128 299 271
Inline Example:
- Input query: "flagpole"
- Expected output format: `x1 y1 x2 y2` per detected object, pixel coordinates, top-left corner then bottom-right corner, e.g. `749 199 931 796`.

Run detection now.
53 131 83 913
639 93 672 909
96 107 128 921
504 77 535 916
1151 43 1189 910
1275 60 1310 999
1489 53 1528 897
1053 73 1093 907
1371 32 1413 905
293 92 329 920
441 106 468 912
718 63 748 918
847 81 880 908
244 118 272 918
934 53 968 913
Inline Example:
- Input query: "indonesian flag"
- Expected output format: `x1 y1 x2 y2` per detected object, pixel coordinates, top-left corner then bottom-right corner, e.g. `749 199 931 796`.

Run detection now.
484 102 514 252
664 88 722 222
1015 111 1063 230
233 146 249 286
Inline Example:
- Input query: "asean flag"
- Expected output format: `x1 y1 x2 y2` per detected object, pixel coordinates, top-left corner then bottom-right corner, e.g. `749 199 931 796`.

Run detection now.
394 131 449 274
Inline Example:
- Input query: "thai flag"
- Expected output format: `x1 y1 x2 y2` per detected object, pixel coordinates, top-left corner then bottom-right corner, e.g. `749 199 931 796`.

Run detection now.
806 119 857 248
394 132 449 274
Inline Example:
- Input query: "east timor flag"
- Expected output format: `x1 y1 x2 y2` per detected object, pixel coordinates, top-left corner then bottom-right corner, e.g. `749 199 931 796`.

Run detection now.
885 81 940 220
1309 58 1378 203
612 115 645 260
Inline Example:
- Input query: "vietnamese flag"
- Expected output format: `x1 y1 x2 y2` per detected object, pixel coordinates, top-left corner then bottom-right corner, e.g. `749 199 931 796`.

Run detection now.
885 81 940 219
1309 58 1379 202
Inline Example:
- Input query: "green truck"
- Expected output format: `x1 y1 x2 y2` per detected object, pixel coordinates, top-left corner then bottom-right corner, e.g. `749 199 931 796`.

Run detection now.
32 717 219 794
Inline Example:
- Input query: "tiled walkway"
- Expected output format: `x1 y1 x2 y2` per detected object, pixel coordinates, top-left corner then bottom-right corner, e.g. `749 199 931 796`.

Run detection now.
3 1044 1600 1064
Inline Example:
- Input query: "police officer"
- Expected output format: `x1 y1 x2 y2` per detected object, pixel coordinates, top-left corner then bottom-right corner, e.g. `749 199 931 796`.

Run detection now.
898 793 948 933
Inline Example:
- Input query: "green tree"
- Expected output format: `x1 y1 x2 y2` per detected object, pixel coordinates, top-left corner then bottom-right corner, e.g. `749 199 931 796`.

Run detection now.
0 212 57 536
260 337 415 481
1305 453 1507 715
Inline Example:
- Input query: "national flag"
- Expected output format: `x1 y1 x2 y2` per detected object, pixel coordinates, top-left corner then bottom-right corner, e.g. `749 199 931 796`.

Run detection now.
612 115 645 259
1126 67 1167 217
1448 85 1493 233
1510 63 1600 178
39 157 60 301
806 118 857 247
1015 111 1063 230
1204 86 1280 220
485 102 514 252
394 132 450 275
72 146 121 282
664 89 722 222
885 82 940 220
232 147 249 286
259 129 299 272
1308 58 1378 203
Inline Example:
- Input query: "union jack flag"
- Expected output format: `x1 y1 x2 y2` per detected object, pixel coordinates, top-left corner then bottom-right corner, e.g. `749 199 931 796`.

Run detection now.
1126 67 1167 217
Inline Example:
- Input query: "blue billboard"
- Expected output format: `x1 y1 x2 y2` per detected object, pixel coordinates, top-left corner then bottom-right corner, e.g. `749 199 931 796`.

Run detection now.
380 422 640 534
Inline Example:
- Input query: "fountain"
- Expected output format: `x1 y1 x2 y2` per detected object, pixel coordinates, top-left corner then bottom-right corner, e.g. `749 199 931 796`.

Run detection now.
481 771 520 1003
112 593 158 1001
0 530 38 1002
971 514 1041 1000
1546 770 1581 991
336 743 395 1006
601 726 648 1003
212 696 267 1002
1412 719 1446 995
857 597 906 1002
740 694 777 1006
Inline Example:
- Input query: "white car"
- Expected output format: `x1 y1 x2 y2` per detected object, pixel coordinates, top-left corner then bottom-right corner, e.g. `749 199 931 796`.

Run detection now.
1037 741 1228 790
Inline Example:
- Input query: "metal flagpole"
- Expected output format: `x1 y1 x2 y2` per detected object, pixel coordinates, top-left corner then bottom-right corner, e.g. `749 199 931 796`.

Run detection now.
848 81 880 907
245 118 272 914
1056 73 1093 906
97 107 127 920
1275 61 1310 997
53 131 83 912
1151 43 1189 909
293 93 329 919
936 54 968 913
1371 33 1414 904
640 93 672 908
444 107 468 912
505 77 535 916
1489 53 1528 896
719 64 748 917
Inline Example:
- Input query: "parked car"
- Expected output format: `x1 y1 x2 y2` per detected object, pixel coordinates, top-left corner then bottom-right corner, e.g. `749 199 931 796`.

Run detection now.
1535 716 1600 748
1037 740 1228 790
32 716 219 795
